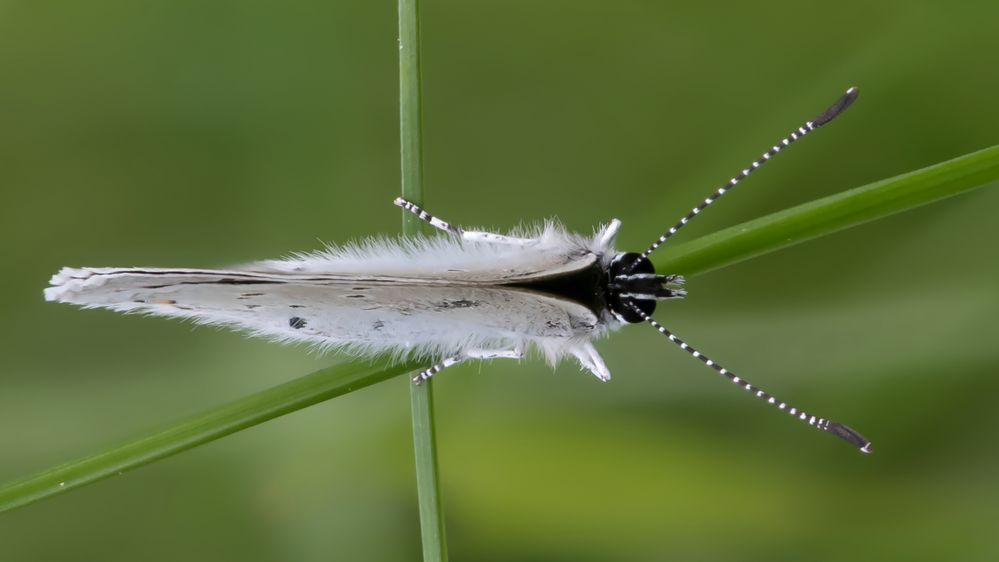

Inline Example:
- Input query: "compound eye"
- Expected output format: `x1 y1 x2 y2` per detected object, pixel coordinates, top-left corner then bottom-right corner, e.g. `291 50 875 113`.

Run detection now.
611 295 655 323
609 252 655 278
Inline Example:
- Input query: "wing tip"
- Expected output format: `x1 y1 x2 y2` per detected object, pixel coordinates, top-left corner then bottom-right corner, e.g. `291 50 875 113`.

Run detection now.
44 267 103 303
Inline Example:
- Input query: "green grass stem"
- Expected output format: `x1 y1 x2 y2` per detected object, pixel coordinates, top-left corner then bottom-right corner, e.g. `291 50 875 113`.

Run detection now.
656 145 999 276
398 0 448 560
0 360 419 513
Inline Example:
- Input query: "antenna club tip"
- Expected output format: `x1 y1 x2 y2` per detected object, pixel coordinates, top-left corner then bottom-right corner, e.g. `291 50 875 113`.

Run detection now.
825 421 872 454
811 87 860 127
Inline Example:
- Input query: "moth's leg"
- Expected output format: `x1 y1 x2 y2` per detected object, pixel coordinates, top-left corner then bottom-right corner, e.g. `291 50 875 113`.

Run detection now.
412 346 524 384
394 197 462 236
569 342 612 382
594 219 622 249
460 231 537 246
394 197 538 246
464 347 525 360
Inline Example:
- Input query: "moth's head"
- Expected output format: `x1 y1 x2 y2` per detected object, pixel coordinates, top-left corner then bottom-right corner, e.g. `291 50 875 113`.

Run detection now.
607 253 686 323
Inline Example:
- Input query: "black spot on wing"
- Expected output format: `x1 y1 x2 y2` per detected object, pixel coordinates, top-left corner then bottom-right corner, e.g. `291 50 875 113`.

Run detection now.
289 317 307 329
436 299 478 309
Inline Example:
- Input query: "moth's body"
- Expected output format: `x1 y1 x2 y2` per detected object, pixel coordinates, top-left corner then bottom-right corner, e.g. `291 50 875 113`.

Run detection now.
45 221 641 380
45 88 873 452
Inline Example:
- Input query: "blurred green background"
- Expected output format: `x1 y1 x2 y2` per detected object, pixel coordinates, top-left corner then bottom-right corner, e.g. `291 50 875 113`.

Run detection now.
2 1 998 560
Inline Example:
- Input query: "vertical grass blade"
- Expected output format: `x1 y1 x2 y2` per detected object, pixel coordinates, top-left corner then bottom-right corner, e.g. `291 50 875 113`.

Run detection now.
398 0 449 560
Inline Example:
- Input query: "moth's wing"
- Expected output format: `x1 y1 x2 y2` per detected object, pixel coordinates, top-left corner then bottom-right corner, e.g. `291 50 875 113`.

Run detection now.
45 267 604 360
407 249 600 284
244 234 602 285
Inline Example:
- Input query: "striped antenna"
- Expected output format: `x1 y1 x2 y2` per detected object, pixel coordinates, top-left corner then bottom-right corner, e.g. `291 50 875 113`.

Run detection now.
627 303 872 453
637 87 859 261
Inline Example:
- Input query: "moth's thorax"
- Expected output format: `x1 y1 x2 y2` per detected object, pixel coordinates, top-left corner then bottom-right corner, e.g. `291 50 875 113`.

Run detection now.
507 258 608 319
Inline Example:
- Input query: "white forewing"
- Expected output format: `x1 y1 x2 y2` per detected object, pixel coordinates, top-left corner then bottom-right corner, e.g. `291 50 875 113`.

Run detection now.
248 221 603 283
46 268 604 359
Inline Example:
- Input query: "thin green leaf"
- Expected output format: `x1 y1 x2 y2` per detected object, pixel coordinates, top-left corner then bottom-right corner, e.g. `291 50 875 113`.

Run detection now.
398 0 449 560
656 144 999 277
2 144 997 516
0 360 419 513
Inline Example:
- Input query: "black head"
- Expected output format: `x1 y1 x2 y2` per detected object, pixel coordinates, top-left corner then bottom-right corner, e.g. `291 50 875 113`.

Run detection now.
607 253 686 323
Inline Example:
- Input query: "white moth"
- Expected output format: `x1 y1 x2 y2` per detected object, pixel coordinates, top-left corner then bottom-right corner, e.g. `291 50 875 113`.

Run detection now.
45 88 871 453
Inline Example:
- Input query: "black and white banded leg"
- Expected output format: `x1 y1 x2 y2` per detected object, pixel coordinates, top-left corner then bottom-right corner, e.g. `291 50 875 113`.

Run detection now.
394 197 539 246
634 87 859 265
627 303 872 453
413 347 525 384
